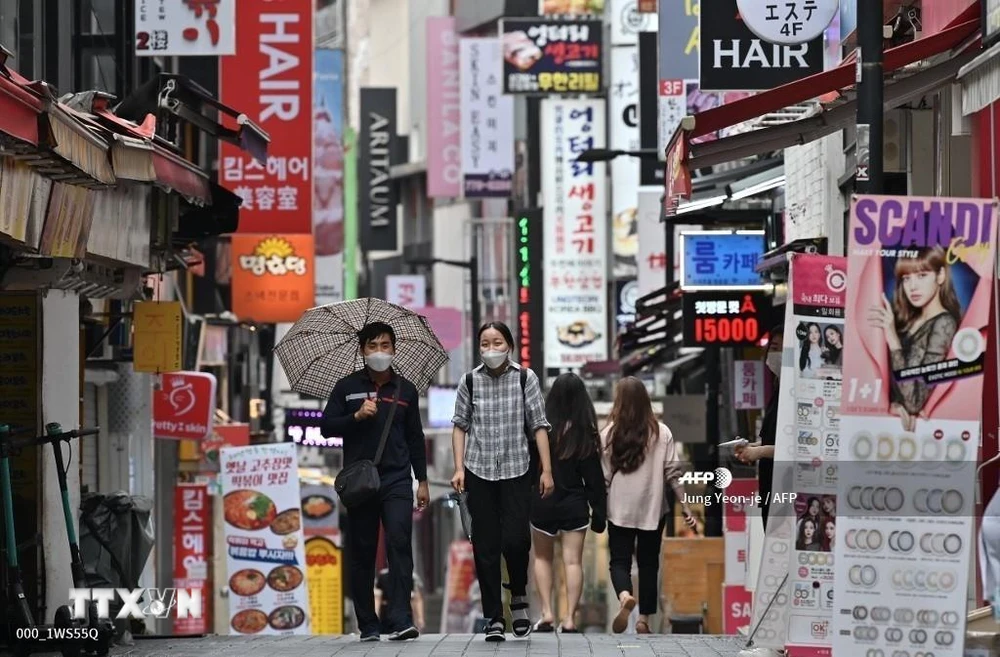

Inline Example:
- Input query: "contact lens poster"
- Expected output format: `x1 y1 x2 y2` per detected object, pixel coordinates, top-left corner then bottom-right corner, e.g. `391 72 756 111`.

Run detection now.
221 443 312 636
831 194 998 657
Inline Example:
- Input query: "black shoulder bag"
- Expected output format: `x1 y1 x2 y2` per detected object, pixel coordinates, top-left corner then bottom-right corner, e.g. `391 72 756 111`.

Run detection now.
335 381 401 508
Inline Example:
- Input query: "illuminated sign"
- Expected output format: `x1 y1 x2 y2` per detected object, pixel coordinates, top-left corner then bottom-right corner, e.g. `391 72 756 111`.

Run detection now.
682 291 768 347
515 210 544 376
679 231 766 290
284 408 342 448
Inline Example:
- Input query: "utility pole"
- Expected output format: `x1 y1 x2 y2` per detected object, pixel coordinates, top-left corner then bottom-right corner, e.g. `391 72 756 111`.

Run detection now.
855 0 884 194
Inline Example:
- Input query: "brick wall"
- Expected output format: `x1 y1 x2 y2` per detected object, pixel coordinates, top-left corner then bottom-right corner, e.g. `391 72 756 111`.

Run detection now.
782 133 847 254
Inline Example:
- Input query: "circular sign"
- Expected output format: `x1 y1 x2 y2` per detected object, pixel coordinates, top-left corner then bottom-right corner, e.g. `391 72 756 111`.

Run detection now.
620 280 639 314
736 0 838 45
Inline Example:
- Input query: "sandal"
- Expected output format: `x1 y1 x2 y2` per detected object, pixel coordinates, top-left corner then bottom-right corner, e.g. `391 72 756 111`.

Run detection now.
510 600 532 637
559 626 579 633
636 620 650 634
533 619 555 633
612 594 636 633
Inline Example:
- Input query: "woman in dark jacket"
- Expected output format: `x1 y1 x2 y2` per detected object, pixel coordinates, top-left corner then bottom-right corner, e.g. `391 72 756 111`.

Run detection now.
529 373 606 633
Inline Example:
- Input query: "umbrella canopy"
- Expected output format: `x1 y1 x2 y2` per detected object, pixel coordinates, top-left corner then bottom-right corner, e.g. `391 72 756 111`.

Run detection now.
274 297 450 398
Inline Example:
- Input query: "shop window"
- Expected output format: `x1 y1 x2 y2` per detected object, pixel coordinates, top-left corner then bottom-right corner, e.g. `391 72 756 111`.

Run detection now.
78 0 116 35
81 46 117 93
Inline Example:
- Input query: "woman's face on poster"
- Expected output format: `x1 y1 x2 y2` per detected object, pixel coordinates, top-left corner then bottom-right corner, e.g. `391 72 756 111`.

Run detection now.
803 520 815 541
901 268 943 309
809 325 821 344
825 328 841 348
822 497 835 515
825 521 835 540
809 499 820 516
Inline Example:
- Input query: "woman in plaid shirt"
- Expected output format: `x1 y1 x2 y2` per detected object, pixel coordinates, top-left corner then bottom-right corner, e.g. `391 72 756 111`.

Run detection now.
451 321 555 642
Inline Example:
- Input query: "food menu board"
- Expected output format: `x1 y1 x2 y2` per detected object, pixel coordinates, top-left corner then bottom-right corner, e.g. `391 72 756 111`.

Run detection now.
440 540 478 633
831 195 998 657
220 443 311 636
782 254 847 657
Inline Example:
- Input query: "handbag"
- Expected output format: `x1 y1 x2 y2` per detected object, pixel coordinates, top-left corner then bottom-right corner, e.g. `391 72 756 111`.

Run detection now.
334 380 401 508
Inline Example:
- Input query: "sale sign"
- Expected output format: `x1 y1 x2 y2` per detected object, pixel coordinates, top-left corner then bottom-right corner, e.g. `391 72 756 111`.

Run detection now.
723 585 752 635
173 483 210 634
219 0 313 234
154 372 217 440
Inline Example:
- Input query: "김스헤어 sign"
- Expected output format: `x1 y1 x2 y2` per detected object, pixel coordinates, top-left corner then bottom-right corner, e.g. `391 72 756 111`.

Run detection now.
540 98 608 369
231 234 315 323
220 0 313 234
134 0 236 56
221 442 311 636
173 483 210 634
500 18 603 95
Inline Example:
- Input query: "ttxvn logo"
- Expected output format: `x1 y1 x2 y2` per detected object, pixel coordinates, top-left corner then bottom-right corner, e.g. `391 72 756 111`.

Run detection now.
678 467 733 489
68 588 203 620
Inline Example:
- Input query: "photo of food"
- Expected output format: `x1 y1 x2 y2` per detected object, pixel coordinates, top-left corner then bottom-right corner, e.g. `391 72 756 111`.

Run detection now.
231 609 268 634
269 605 306 631
557 321 601 348
224 490 277 531
302 495 335 520
229 569 267 597
270 508 301 535
502 31 542 71
267 565 305 593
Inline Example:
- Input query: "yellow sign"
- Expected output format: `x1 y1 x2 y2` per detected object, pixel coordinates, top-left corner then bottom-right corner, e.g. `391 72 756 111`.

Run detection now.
305 537 343 634
132 301 182 373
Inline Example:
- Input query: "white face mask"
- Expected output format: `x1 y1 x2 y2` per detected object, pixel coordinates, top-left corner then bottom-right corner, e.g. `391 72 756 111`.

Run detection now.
766 351 782 376
481 350 509 369
365 352 393 373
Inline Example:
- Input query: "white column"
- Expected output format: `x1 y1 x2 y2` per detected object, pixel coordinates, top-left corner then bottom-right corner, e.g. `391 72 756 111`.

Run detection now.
40 289 80 624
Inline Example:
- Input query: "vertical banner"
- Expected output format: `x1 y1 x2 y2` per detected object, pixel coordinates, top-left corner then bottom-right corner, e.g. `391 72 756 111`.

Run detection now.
313 48 345 305
638 32 661 186
515 209 545 377
426 17 461 198
636 187 666 295
358 88 398 252
832 195 998 657
440 540 478 633
723 478 757 634
220 0 313 234
221 443 311 635
173 483 210 634
733 360 764 410
609 46 640 279
540 98 609 368
343 127 358 299
460 38 514 198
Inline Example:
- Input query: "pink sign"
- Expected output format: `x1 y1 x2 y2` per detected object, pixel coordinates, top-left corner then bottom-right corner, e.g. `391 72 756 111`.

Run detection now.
723 585 752 635
426 17 461 198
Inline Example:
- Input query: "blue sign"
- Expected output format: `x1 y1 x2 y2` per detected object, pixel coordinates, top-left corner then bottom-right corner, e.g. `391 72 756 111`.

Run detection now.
680 232 765 289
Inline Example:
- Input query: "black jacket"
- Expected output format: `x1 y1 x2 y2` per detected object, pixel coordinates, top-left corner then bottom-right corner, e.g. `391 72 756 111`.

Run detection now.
530 451 607 531
320 370 427 483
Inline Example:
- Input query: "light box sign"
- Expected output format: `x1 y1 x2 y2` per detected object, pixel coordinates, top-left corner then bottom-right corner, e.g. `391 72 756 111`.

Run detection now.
516 209 544 377
679 231 766 290
284 408 342 448
682 291 768 347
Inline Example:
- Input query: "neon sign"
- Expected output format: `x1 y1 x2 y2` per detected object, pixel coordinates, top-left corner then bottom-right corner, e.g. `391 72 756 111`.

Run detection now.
517 214 532 370
515 210 543 375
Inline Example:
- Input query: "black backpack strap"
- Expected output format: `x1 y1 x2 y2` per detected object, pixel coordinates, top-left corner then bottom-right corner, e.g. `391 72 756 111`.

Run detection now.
465 371 474 401
520 367 527 391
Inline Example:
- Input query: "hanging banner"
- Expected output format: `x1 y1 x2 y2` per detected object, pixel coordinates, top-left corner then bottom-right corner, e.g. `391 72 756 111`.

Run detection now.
699 0 824 92
221 443 311 636
460 38 514 198
134 0 236 56
153 371 218 441
173 483 210 634
313 48 345 306
358 88 398 252
609 46 640 278
500 18 603 94
132 301 183 374
832 195 998 657
220 0 313 234
426 17 461 198
540 98 609 369
231 234 316 323
733 360 765 410
385 275 427 308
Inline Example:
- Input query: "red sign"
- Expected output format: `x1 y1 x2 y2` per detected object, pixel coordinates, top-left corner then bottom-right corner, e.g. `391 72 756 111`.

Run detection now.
200 423 250 472
723 585 753 635
724 478 758 533
173 483 210 634
153 372 217 440
219 0 313 233
663 134 692 216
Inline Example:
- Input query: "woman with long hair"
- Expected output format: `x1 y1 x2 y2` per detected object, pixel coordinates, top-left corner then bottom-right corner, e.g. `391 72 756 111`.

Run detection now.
868 246 961 431
821 519 836 552
799 322 823 376
822 325 843 367
529 373 606 633
797 518 821 551
601 377 696 634
451 322 555 642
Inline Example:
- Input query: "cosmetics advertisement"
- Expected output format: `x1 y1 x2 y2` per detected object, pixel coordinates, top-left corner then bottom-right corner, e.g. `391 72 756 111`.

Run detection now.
831 195 998 657
783 254 846 657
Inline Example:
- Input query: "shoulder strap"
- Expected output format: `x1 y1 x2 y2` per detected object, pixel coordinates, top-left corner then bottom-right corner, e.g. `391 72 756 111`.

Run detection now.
520 367 527 391
373 378 402 465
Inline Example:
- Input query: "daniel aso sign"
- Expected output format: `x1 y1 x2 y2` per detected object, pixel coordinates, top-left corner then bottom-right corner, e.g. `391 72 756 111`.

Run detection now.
153 371 217 441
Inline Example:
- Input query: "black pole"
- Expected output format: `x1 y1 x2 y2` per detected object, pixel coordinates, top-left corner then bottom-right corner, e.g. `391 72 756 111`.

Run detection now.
704 346 722 536
856 1 884 193
469 256 481 371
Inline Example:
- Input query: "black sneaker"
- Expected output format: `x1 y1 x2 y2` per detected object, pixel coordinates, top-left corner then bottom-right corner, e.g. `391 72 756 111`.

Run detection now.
360 633 380 642
485 619 506 642
389 626 419 641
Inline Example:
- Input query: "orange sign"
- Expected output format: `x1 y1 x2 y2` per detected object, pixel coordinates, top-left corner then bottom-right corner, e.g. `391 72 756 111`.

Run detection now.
231 234 316 323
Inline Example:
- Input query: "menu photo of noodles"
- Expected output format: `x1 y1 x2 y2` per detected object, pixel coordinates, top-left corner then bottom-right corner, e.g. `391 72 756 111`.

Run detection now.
220 443 312 635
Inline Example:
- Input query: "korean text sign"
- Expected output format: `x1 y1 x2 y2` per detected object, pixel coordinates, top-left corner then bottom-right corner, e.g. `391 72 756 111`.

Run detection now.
231 234 316 323
460 38 515 198
540 98 609 369
220 443 311 635
220 0 313 234
681 291 768 347
680 231 765 289
500 19 603 95
173 483 210 634
134 0 235 56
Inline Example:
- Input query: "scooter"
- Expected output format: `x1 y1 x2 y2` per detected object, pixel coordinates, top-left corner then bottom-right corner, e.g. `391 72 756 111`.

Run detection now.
1 423 112 657
1 424 36 657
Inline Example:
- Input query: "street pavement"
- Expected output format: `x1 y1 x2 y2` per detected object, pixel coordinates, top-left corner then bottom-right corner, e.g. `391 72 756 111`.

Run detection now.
80 633 746 657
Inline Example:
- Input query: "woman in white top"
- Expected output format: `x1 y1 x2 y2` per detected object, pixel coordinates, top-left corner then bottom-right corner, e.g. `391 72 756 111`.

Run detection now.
600 377 696 634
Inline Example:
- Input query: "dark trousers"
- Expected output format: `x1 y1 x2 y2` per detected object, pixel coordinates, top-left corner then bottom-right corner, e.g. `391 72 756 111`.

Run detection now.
608 518 665 615
465 468 532 622
345 475 414 635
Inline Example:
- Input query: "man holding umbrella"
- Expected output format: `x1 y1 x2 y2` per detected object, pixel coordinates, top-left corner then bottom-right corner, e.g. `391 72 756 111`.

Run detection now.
320 321 431 641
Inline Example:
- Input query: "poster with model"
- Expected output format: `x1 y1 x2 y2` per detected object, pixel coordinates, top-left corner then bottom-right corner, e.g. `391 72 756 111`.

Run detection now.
832 194 997 657
221 443 312 636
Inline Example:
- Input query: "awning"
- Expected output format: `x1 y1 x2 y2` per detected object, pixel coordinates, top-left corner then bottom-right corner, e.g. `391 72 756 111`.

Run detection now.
663 5 981 212
957 40 1000 115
